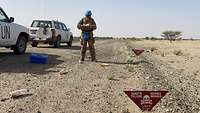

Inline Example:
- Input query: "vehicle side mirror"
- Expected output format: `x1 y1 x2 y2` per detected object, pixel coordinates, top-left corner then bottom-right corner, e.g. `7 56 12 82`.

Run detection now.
9 17 14 23
67 28 71 31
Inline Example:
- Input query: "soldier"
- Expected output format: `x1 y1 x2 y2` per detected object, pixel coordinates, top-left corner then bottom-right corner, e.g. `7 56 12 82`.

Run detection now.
77 10 97 63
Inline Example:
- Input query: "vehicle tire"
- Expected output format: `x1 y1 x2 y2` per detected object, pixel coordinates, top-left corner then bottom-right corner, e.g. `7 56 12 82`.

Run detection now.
49 41 53 45
54 36 61 48
31 41 38 47
13 35 27 54
67 36 73 47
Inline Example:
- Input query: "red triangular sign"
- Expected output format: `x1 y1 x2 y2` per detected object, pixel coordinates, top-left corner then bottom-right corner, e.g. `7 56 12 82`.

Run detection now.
132 48 144 56
124 91 168 111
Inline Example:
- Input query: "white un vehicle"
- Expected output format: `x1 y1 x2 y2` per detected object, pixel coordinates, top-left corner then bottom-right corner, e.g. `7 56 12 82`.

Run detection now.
29 20 73 48
0 7 29 54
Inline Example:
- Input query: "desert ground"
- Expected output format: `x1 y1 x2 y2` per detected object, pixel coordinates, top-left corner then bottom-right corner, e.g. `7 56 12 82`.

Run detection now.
0 39 200 113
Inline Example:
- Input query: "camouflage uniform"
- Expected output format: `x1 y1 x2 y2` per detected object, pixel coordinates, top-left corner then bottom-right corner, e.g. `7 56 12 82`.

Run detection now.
77 16 97 61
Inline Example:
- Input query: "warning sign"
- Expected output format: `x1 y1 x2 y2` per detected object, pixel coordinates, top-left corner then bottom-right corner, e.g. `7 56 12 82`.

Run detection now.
124 91 168 111
132 48 144 56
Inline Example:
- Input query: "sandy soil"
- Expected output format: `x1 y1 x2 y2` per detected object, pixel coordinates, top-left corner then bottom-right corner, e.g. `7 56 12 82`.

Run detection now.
0 39 200 113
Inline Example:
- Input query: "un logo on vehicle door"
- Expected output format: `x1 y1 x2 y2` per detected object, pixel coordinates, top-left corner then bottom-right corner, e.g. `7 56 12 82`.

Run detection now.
1 26 10 39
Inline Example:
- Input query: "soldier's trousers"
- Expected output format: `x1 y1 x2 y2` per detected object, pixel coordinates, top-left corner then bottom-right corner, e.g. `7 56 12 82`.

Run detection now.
80 38 96 61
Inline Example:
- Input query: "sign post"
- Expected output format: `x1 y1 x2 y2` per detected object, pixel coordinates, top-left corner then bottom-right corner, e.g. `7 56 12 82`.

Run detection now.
132 48 145 56
124 91 168 111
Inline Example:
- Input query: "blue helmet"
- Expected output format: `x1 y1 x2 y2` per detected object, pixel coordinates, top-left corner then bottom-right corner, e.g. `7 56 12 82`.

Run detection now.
85 10 92 17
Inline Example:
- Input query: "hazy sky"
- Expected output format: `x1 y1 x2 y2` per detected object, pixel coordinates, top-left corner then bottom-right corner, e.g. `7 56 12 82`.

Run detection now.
0 0 200 38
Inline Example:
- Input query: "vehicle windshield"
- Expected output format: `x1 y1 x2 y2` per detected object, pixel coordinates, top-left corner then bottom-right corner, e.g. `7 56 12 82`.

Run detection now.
31 20 52 28
0 9 9 22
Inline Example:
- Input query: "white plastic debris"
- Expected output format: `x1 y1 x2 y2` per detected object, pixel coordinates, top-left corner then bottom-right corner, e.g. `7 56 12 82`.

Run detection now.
10 89 31 98
166 109 169 112
59 69 72 75
100 63 110 67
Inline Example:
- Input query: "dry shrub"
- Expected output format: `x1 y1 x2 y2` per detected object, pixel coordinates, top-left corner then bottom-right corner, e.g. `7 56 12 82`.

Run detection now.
173 50 183 56
107 75 115 80
145 37 150 40
161 52 165 57
150 47 158 52
122 109 130 113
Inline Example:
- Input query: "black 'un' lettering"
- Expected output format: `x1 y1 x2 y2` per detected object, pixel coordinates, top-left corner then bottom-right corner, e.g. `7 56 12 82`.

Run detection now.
1 26 10 39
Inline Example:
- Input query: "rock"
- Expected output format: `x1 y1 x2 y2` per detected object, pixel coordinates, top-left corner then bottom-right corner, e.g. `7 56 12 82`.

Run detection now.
93 84 100 87
59 69 69 75
19 108 24 111
100 63 110 67
83 100 87 103
146 50 151 53
87 56 92 59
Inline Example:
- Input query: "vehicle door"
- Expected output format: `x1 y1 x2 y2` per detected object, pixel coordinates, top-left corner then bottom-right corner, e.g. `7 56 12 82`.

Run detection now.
62 24 70 42
54 22 63 40
58 23 67 42
0 8 13 46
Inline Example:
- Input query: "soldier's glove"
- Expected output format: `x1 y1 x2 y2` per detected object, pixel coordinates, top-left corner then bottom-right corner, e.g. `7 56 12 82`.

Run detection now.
81 25 92 31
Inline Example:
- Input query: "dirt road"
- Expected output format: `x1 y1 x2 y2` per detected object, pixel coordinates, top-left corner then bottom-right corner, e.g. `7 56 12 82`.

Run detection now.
0 39 200 113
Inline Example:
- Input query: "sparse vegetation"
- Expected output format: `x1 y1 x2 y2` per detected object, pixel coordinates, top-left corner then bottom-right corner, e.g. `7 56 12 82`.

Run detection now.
161 52 165 57
145 37 150 40
94 36 114 40
122 109 131 113
150 47 158 52
161 31 182 42
107 75 115 80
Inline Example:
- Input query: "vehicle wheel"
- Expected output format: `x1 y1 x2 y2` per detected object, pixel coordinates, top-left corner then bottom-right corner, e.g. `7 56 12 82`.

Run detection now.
49 41 53 45
31 41 38 47
13 35 27 54
67 37 73 47
54 36 61 48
